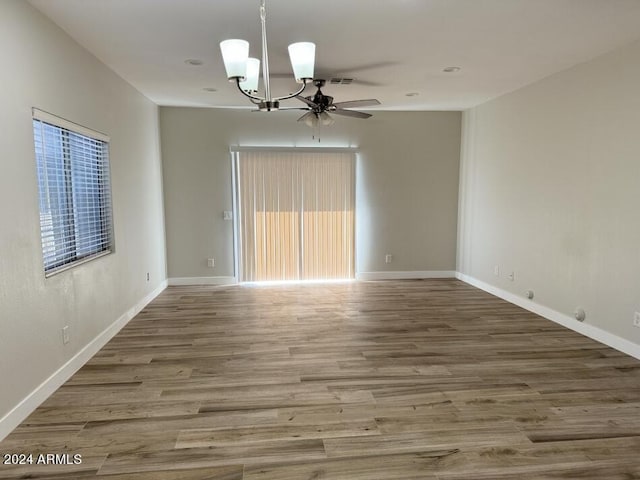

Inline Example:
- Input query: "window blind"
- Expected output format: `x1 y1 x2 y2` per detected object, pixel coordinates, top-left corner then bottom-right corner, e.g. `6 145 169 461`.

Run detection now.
236 150 355 282
33 112 113 275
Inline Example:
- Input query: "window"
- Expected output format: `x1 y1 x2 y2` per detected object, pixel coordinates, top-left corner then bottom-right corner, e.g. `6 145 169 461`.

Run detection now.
32 109 114 276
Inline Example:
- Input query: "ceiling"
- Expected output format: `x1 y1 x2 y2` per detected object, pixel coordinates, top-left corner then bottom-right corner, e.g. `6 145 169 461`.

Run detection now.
29 0 640 111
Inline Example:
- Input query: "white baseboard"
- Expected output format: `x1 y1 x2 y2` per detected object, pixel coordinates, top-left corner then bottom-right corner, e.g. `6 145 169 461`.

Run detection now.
0 280 168 441
168 276 238 286
455 272 640 360
356 270 456 281
4 272 636 442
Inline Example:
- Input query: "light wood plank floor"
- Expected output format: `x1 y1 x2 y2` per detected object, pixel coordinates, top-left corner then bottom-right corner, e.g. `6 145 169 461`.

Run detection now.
1 279 640 479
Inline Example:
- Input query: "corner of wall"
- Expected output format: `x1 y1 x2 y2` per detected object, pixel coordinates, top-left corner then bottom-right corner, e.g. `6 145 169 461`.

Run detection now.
455 272 640 361
0 280 167 442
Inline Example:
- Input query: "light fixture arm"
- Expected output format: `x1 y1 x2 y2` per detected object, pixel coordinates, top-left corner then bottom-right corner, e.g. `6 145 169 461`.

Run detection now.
234 77 309 103
273 79 310 101
234 78 264 103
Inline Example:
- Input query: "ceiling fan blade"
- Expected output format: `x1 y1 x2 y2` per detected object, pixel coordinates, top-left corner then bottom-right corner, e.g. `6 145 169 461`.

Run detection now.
332 109 372 119
332 99 381 109
315 61 398 73
295 95 318 108
350 79 384 87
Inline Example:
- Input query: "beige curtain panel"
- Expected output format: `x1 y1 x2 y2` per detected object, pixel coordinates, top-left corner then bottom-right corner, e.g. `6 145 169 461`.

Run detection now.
236 150 355 282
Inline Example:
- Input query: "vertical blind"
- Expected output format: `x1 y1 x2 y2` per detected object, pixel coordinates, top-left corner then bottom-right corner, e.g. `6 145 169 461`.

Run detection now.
33 111 113 275
236 150 355 282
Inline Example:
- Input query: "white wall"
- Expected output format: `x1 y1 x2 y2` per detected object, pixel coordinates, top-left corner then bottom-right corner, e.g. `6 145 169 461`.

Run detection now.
159 108 461 280
458 38 640 346
0 0 167 434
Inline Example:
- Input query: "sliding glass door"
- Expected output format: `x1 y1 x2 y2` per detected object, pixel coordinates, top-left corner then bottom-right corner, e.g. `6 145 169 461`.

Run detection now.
235 150 355 282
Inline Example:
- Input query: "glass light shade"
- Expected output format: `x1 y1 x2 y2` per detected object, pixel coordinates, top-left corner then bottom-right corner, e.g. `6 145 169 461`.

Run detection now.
239 58 260 92
220 39 250 79
319 111 335 126
302 112 317 128
288 42 315 83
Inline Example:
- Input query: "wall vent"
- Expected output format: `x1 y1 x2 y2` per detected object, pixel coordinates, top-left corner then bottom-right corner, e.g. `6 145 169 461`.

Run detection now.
330 78 354 85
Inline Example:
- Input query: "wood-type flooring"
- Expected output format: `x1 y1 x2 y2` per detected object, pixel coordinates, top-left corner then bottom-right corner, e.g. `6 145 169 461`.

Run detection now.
1 279 640 479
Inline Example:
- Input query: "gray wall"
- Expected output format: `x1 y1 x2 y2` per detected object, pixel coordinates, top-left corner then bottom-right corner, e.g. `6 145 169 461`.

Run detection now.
458 38 640 344
159 108 461 279
0 1 166 420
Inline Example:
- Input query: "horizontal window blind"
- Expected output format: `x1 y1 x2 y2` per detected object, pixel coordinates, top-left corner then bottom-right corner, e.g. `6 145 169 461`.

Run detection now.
33 112 113 275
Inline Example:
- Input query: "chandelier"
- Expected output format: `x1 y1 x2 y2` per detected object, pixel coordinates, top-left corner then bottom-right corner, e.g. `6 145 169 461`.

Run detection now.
219 0 315 112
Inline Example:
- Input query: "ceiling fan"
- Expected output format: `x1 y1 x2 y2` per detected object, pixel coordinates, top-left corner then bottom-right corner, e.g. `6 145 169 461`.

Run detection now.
294 79 381 127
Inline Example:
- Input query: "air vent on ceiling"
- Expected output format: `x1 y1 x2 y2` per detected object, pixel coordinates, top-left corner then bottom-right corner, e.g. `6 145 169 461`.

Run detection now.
330 78 354 85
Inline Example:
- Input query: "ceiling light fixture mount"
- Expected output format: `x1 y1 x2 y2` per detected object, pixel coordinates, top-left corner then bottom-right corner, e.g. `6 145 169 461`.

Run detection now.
219 0 315 111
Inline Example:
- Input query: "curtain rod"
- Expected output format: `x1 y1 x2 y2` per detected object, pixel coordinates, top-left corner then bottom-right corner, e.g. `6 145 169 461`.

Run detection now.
229 146 358 153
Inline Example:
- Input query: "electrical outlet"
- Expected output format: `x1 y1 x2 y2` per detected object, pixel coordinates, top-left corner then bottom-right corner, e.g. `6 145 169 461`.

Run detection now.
493 265 499 276
508 271 515 282
223 211 233 220
634 312 640 328
207 258 215 268
385 254 393 264
62 326 70 345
